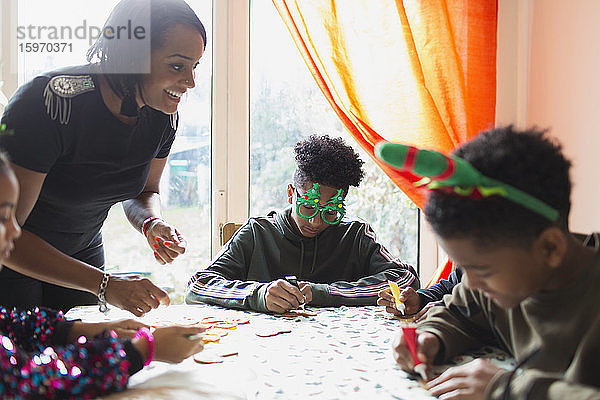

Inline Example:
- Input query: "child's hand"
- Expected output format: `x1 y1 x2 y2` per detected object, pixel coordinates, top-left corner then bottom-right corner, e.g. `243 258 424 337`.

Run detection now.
298 281 313 304
150 325 206 363
392 330 439 372
265 279 306 313
378 287 421 316
426 359 501 400
68 319 148 342
413 302 436 323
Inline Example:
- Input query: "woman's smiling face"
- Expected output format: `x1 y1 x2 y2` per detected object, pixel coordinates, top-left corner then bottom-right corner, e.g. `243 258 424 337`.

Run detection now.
140 23 205 114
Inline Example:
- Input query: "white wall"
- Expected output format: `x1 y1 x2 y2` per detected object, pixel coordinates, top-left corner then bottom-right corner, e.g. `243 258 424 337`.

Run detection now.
497 0 600 232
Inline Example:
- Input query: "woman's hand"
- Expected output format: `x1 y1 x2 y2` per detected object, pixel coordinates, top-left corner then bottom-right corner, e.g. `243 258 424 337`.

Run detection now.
105 274 170 317
144 219 187 265
69 319 149 342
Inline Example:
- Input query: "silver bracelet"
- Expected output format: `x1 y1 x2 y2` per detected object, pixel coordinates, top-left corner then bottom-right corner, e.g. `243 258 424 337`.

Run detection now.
98 272 110 313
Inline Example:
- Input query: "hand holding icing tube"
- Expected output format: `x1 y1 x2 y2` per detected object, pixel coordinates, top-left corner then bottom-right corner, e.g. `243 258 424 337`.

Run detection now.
387 280 406 314
401 324 428 381
284 275 306 310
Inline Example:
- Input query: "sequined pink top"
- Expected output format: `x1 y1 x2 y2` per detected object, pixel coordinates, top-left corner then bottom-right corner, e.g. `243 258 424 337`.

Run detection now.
0 306 136 399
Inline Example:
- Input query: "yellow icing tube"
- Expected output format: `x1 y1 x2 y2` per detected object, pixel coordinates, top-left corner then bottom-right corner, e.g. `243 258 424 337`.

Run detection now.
387 280 406 314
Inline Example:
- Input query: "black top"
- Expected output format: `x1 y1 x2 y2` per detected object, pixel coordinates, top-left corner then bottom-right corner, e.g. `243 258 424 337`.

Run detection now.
0 65 176 257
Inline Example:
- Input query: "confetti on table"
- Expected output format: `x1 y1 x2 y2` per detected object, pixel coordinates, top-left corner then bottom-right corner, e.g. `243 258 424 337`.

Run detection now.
66 304 515 400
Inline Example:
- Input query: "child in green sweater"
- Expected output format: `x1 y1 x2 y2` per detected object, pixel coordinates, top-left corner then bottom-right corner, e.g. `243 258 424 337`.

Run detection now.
186 135 419 313
377 126 600 399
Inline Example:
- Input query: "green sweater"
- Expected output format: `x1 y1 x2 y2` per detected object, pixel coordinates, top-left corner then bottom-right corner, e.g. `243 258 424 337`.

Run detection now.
185 207 419 312
419 249 600 399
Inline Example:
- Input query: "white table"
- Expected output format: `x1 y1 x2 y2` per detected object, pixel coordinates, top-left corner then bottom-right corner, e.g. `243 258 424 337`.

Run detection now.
66 304 514 400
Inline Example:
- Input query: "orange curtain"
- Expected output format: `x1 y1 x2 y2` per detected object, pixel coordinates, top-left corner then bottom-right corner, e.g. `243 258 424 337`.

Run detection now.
273 0 497 286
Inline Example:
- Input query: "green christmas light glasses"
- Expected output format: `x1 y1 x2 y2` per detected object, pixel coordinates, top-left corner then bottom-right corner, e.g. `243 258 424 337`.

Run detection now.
295 183 346 225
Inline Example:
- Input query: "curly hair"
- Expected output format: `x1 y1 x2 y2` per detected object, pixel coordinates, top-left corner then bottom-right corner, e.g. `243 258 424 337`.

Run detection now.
293 135 364 192
425 126 572 247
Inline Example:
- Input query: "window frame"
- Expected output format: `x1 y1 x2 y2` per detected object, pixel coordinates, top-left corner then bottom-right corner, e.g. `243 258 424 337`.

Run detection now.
217 1 434 277
211 0 250 255
0 0 18 112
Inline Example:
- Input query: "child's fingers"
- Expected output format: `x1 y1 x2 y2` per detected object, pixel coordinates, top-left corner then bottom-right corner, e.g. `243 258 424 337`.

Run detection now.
414 303 435 322
115 319 149 330
279 281 305 305
268 295 294 313
417 332 440 365
299 282 312 303
377 297 404 316
165 241 186 254
177 325 208 334
265 281 300 311
376 295 387 305
398 287 416 302
377 297 396 310
400 287 416 295
385 305 403 315
391 333 414 369
191 341 205 354
379 290 395 302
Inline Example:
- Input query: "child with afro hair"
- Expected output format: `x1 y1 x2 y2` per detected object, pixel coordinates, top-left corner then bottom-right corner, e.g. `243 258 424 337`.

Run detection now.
186 134 419 313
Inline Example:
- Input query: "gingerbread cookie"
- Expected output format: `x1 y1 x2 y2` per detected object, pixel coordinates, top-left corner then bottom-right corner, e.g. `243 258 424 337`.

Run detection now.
279 309 317 318
254 327 292 337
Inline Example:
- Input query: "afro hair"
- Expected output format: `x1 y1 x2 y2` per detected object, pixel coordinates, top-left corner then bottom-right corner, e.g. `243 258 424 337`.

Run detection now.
293 134 364 192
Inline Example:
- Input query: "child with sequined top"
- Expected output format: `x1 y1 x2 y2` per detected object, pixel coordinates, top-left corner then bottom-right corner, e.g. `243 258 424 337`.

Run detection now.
0 151 206 398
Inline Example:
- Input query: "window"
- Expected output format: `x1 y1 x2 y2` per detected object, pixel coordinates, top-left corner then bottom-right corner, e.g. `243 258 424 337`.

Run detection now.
11 0 213 301
3 0 426 300
249 0 419 267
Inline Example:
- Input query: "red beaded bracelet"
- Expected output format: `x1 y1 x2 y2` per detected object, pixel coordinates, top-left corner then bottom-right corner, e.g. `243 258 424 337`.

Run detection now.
133 327 155 366
141 217 163 237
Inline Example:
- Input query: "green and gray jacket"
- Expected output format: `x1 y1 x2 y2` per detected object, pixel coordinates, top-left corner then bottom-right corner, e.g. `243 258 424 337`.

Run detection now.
185 207 419 312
